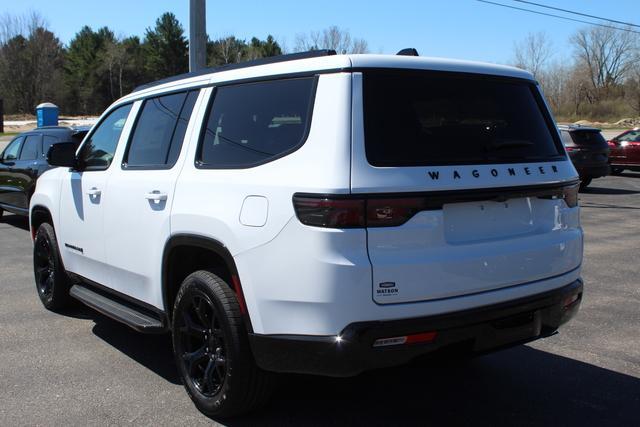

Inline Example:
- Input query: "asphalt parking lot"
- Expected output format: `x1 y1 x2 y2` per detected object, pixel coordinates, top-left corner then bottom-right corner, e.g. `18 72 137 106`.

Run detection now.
0 173 639 426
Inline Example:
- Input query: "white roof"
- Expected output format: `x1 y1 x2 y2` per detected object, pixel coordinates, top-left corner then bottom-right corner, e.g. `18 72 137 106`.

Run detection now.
121 54 534 102
36 102 58 109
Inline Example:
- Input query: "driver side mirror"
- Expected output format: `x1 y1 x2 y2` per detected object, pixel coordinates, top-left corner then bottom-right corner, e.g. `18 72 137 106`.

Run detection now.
47 142 78 169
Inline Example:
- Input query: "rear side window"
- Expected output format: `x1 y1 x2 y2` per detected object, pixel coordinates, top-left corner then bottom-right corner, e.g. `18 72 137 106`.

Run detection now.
197 77 316 169
124 90 198 168
570 130 606 146
363 71 564 167
19 135 40 160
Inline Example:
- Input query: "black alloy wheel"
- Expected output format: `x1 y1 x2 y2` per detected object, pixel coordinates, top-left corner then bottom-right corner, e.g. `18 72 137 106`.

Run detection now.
172 270 274 418
175 291 227 397
34 234 56 301
33 223 71 310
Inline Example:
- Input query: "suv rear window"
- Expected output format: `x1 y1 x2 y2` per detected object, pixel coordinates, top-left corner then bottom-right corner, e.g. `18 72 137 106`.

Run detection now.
363 71 564 167
569 130 606 146
197 77 316 169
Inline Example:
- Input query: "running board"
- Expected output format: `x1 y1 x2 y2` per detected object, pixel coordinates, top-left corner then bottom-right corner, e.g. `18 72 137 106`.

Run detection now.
70 284 166 333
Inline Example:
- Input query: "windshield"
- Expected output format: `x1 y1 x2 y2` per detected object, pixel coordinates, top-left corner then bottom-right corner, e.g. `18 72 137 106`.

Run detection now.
363 71 564 167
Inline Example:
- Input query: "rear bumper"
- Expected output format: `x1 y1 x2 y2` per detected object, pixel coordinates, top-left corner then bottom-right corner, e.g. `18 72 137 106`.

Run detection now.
575 164 610 178
249 279 583 377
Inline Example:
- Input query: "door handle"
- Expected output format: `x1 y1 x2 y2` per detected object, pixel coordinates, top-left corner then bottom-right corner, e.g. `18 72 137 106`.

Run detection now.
86 188 102 197
144 191 168 201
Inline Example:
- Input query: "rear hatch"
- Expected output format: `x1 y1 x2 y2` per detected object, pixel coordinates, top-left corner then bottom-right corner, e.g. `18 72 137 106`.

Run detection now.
563 128 609 167
351 70 582 304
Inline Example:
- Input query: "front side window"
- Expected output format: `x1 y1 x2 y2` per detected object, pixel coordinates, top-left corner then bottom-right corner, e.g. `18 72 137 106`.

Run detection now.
124 90 198 168
19 135 40 160
2 136 24 160
197 77 316 168
78 103 132 171
363 71 564 166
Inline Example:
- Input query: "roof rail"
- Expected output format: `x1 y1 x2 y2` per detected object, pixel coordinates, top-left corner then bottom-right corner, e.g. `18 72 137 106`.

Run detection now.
396 48 419 56
133 49 337 93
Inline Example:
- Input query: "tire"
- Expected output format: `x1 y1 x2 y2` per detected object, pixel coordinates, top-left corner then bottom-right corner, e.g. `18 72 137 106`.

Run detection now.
611 167 624 175
579 177 592 190
0 207 3 220
33 223 72 311
172 270 274 418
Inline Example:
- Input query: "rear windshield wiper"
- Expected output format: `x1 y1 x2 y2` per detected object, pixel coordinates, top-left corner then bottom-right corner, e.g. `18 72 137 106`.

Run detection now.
486 139 534 150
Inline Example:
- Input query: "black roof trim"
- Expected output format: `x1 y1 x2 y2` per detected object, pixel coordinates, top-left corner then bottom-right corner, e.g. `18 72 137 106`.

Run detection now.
133 49 337 93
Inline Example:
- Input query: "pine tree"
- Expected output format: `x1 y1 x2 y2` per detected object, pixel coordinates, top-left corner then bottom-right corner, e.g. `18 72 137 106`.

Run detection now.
143 12 188 81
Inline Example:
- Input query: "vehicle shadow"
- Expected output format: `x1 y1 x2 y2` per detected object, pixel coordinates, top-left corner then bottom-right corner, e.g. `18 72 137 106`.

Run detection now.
580 186 640 195
226 346 640 427
86 310 180 384
73 312 640 425
619 172 640 178
0 213 30 231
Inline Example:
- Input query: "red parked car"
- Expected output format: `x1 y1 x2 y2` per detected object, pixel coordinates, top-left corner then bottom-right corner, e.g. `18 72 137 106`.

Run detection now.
608 128 640 174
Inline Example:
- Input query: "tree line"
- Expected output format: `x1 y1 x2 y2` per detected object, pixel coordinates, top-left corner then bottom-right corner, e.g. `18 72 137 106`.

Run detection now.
0 11 368 116
513 25 640 122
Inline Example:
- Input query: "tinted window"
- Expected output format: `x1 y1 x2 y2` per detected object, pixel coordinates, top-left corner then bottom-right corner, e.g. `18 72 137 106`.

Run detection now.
3 136 24 160
125 90 198 168
363 72 563 166
198 78 316 168
43 135 59 158
570 130 606 146
79 104 132 170
19 135 40 160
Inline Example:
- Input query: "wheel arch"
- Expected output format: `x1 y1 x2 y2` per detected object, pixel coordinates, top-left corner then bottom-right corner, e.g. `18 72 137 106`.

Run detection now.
162 234 252 331
30 205 54 240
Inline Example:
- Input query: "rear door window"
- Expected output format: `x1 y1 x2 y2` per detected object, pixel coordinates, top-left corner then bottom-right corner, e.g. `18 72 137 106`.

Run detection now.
43 135 59 158
124 90 198 169
363 71 564 167
19 135 41 160
197 77 316 168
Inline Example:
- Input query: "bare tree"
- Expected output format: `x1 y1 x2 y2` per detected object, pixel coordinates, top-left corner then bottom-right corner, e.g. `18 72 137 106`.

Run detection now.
512 32 552 79
294 26 369 54
570 25 639 99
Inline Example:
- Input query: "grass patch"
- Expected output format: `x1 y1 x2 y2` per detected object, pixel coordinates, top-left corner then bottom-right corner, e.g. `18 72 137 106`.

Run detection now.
0 132 18 137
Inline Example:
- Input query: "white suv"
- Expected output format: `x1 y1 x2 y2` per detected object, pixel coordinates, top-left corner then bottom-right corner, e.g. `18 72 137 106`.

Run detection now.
30 50 583 417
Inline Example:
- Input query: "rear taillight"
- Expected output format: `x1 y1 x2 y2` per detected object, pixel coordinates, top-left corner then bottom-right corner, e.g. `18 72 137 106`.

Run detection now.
562 183 579 208
292 197 365 228
293 196 427 228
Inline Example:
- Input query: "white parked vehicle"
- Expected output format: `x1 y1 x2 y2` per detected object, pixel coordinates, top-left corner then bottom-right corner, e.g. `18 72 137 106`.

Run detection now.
30 49 583 417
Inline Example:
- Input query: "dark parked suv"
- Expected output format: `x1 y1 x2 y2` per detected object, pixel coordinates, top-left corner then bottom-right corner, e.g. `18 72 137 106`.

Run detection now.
0 126 89 218
558 124 609 189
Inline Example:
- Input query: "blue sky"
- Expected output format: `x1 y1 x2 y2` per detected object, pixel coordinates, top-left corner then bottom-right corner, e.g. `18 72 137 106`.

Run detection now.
1 0 638 64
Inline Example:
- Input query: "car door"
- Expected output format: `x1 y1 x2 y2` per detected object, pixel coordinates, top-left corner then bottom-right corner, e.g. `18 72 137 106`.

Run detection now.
12 133 42 210
103 90 201 307
57 103 134 286
0 136 25 209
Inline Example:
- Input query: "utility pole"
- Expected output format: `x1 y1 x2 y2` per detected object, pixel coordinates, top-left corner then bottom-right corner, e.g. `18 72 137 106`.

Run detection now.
189 0 207 72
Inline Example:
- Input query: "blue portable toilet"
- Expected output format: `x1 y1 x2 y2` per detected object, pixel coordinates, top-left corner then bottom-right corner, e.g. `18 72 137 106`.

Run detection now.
36 102 59 127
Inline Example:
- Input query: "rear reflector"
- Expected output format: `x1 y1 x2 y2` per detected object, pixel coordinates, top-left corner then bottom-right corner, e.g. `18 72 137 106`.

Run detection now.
373 331 437 347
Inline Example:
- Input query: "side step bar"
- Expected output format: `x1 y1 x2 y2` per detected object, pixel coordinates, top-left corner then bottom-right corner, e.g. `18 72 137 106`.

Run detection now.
70 284 166 333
